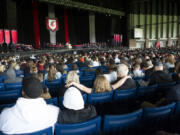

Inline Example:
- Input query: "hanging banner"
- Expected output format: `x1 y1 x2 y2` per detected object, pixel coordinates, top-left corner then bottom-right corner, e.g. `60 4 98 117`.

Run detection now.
11 30 18 44
117 34 120 43
120 34 123 43
114 34 116 42
0 29 4 44
46 18 59 32
4 29 11 45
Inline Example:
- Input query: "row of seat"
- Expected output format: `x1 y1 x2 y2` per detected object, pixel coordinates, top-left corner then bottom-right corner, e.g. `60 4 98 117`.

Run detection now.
1 102 180 135
0 81 177 111
0 74 95 91
0 65 107 82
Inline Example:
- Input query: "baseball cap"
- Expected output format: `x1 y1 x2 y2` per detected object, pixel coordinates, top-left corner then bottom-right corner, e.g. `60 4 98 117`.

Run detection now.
63 87 84 110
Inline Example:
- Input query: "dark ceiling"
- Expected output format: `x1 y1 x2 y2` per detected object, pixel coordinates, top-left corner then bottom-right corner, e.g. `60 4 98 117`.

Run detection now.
70 0 127 11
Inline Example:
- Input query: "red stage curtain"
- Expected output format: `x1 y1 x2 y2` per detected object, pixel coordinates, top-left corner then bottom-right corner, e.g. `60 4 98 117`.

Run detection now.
11 30 18 44
32 0 41 49
64 9 69 43
0 30 4 44
4 30 11 45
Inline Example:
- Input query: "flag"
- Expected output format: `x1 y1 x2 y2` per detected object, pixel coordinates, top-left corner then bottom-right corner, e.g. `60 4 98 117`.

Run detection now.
0 29 4 44
11 30 18 44
4 30 11 45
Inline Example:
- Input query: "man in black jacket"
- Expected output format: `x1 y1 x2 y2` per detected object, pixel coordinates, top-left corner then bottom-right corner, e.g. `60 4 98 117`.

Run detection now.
149 61 173 85
112 64 136 90
58 87 97 124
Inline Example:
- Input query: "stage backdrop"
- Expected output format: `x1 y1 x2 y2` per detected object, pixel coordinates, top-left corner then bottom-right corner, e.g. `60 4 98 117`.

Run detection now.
16 1 123 46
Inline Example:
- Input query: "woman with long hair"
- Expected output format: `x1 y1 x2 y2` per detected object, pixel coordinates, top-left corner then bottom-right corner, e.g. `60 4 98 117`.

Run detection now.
44 64 61 82
65 71 80 85
93 75 111 93
165 54 175 72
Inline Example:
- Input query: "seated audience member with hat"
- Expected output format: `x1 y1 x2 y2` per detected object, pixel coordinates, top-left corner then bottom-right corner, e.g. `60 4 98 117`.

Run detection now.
148 61 173 85
0 76 59 134
143 59 154 78
58 86 97 124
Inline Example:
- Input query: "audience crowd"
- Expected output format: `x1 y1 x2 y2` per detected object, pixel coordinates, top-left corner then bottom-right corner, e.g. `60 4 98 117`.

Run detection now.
0 47 180 134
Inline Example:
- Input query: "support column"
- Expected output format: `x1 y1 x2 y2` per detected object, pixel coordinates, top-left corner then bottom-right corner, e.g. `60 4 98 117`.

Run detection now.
48 4 56 45
32 0 40 49
89 13 96 43
64 9 69 43
6 0 17 29
111 17 116 36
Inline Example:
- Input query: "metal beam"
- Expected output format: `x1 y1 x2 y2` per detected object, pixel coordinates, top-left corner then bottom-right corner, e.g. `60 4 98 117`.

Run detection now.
38 0 125 16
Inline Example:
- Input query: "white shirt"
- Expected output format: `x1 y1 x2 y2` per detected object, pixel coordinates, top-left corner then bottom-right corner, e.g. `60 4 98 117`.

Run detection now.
0 97 59 134
165 62 175 69
114 58 120 64
133 70 145 78
92 61 100 67
104 71 117 83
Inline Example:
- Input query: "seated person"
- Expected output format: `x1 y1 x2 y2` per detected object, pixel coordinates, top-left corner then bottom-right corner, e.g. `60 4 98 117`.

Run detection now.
172 66 180 81
35 73 51 99
29 64 38 76
0 76 59 134
57 87 97 124
104 64 117 84
0 64 6 76
111 64 136 90
58 71 80 97
142 83 180 108
148 61 173 86
71 63 79 73
66 75 112 94
14 64 24 77
114 54 120 64
23 59 34 76
143 59 154 79
38 61 45 73
95 68 103 76
44 64 61 81
84 61 96 72
56 64 66 76
91 57 100 67
132 64 145 78
165 54 175 72
4 61 22 83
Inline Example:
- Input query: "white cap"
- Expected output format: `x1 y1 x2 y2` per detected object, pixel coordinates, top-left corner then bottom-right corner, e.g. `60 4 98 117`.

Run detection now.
63 87 84 110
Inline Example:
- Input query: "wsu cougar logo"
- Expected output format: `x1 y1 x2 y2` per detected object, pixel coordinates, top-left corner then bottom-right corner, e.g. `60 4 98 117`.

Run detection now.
50 20 56 28
46 18 59 32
